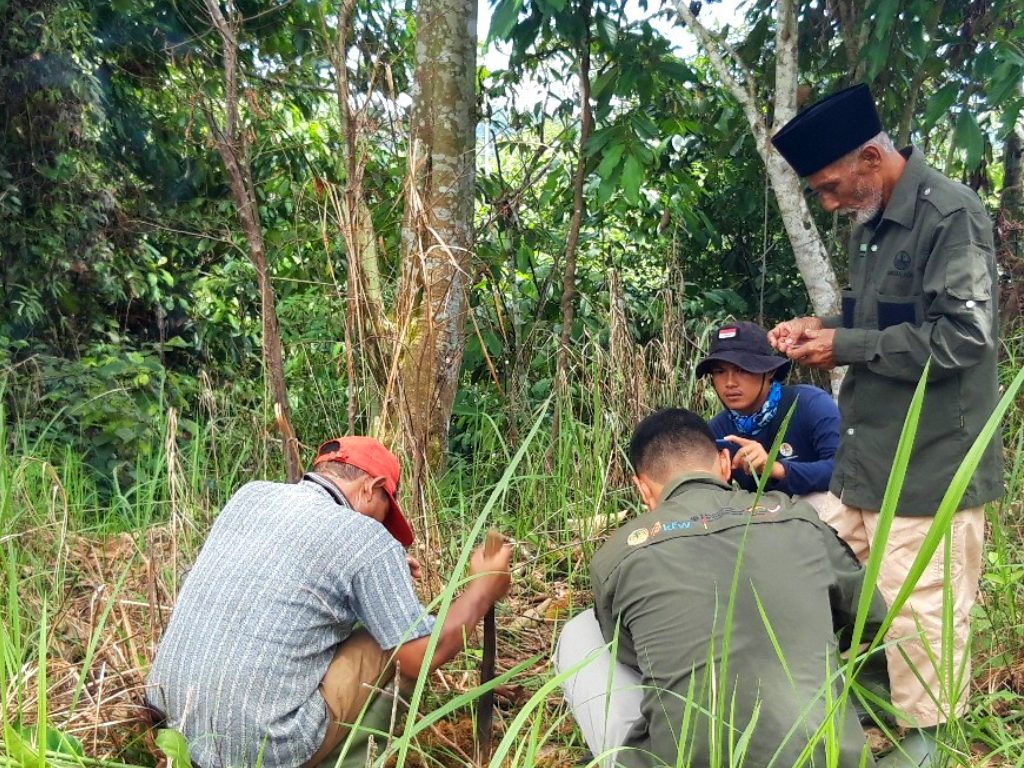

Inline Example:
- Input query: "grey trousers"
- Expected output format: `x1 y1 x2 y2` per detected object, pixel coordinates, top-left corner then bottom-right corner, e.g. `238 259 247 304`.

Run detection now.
553 609 643 767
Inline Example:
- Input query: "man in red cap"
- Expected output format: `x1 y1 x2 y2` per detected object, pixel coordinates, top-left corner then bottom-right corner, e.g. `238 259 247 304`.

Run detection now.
769 83 1001 767
146 436 511 768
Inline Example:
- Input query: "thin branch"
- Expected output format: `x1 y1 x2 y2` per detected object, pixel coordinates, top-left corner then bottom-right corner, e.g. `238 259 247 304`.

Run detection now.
671 1 767 152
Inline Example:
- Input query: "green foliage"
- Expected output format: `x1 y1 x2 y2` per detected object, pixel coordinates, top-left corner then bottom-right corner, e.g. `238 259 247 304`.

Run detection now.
0 0 1019 507
154 730 192 768
2 341 197 489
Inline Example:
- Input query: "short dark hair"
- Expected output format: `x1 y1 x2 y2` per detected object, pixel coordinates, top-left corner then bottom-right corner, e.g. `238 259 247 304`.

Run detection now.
316 461 369 482
628 408 718 480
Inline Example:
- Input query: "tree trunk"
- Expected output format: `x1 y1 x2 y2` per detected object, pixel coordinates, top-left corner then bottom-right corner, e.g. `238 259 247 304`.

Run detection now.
825 0 868 78
672 0 840 320
997 122 1023 329
395 0 477 503
202 0 301 482
999 124 1023 231
320 0 392 430
552 0 593 445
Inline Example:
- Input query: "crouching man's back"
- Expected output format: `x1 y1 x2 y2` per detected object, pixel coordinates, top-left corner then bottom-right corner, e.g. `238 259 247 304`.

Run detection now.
557 408 887 768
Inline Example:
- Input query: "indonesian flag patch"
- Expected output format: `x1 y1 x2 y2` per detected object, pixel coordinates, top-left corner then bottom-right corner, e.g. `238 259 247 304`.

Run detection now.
718 327 738 339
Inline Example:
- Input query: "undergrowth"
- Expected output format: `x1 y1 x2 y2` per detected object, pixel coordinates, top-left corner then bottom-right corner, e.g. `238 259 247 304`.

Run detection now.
2 332 1023 767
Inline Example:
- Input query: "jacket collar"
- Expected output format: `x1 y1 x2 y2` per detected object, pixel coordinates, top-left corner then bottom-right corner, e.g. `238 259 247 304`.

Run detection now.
877 146 925 230
658 472 732 505
303 472 354 508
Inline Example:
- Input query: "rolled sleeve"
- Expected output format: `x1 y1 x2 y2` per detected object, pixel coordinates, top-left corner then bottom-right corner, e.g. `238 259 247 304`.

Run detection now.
350 542 435 650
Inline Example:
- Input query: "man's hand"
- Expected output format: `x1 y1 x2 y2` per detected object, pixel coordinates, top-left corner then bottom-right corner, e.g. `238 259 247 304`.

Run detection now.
469 541 513 604
406 555 422 580
724 435 786 480
786 328 837 369
768 316 823 353
392 541 513 680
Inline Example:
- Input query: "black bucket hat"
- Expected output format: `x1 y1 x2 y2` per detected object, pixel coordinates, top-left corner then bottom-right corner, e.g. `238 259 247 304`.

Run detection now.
771 83 883 177
696 321 792 380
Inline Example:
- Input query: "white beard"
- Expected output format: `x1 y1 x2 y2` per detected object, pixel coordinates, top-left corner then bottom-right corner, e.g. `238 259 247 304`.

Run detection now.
843 180 884 225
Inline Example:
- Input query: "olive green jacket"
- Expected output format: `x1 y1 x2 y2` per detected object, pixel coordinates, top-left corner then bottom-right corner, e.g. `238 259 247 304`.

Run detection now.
824 147 1003 515
591 473 887 768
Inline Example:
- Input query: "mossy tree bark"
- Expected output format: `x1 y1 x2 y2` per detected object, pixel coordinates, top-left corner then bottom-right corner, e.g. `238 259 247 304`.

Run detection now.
394 0 477 516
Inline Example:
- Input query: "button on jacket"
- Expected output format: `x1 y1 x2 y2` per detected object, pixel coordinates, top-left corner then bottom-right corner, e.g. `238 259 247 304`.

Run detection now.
591 473 887 768
824 147 1003 516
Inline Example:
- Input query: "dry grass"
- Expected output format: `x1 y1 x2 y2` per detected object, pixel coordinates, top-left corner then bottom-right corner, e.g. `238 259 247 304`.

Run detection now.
7 519 588 766
11 527 178 761
7 512 1023 767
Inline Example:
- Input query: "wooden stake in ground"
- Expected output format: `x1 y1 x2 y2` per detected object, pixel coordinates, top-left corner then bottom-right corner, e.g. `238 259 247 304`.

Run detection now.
475 528 504 766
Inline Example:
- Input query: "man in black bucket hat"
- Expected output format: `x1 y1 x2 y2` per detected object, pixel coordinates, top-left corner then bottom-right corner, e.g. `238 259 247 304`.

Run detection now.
768 83 1002 767
698 321 840 516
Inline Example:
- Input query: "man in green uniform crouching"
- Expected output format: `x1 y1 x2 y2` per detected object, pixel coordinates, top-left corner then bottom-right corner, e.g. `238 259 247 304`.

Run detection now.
555 408 888 767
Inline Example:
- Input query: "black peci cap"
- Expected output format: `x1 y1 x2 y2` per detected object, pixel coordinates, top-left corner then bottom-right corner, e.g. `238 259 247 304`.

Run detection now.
771 84 884 177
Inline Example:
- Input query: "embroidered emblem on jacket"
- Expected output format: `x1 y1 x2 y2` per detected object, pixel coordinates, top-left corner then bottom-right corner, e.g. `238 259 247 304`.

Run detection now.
627 528 649 546
893 251 912 271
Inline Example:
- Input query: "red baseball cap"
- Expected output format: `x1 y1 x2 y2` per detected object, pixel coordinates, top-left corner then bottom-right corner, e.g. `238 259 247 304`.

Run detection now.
313 436 414 548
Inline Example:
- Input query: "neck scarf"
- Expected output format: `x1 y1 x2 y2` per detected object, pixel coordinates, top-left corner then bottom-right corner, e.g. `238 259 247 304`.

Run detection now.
729 380 782 437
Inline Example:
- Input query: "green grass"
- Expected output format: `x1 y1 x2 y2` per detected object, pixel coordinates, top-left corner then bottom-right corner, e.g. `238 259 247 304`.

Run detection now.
2 339 1024 767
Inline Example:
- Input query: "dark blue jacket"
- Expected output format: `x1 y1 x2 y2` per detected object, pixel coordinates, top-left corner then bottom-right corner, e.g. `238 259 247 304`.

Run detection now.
709 384 839 497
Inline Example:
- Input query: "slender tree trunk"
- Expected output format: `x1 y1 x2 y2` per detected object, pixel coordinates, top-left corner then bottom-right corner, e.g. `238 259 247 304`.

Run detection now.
1000 125 1023 223
997 122 1023 329
320 0 392 429
825 0 869 78
395 0 477 505
202 0 301 481
552 0 593 444
672 0 840 320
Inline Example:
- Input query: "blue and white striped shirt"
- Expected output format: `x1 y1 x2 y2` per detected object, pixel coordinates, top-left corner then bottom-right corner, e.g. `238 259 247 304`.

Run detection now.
146 478 434 767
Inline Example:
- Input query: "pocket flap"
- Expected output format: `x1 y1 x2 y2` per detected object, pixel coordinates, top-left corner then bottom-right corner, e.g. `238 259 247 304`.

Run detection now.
945 246 992 301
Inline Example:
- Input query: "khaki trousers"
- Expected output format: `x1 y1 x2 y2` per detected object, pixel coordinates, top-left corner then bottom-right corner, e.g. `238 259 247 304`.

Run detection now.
303 630 397 768
816 493 985 727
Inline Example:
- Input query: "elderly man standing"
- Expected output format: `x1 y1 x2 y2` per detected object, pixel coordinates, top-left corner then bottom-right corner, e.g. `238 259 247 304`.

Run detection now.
768 83 1002 767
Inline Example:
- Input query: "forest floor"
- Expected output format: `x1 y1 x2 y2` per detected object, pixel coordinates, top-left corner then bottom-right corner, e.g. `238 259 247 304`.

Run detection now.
10 507 1024 768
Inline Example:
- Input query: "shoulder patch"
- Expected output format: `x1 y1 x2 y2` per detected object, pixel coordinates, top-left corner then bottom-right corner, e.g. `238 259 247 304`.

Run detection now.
627 528 650 546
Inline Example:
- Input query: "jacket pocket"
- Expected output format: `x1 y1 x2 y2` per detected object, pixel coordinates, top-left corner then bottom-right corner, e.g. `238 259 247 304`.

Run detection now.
945 245 992 301
877 295 920 330
841 290 856 329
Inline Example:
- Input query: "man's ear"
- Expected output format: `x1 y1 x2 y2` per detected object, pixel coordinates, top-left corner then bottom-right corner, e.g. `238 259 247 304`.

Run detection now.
716 449 733 483
368 475 386 496
632 475 658 510
858 144 882 169
357 474 384 502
